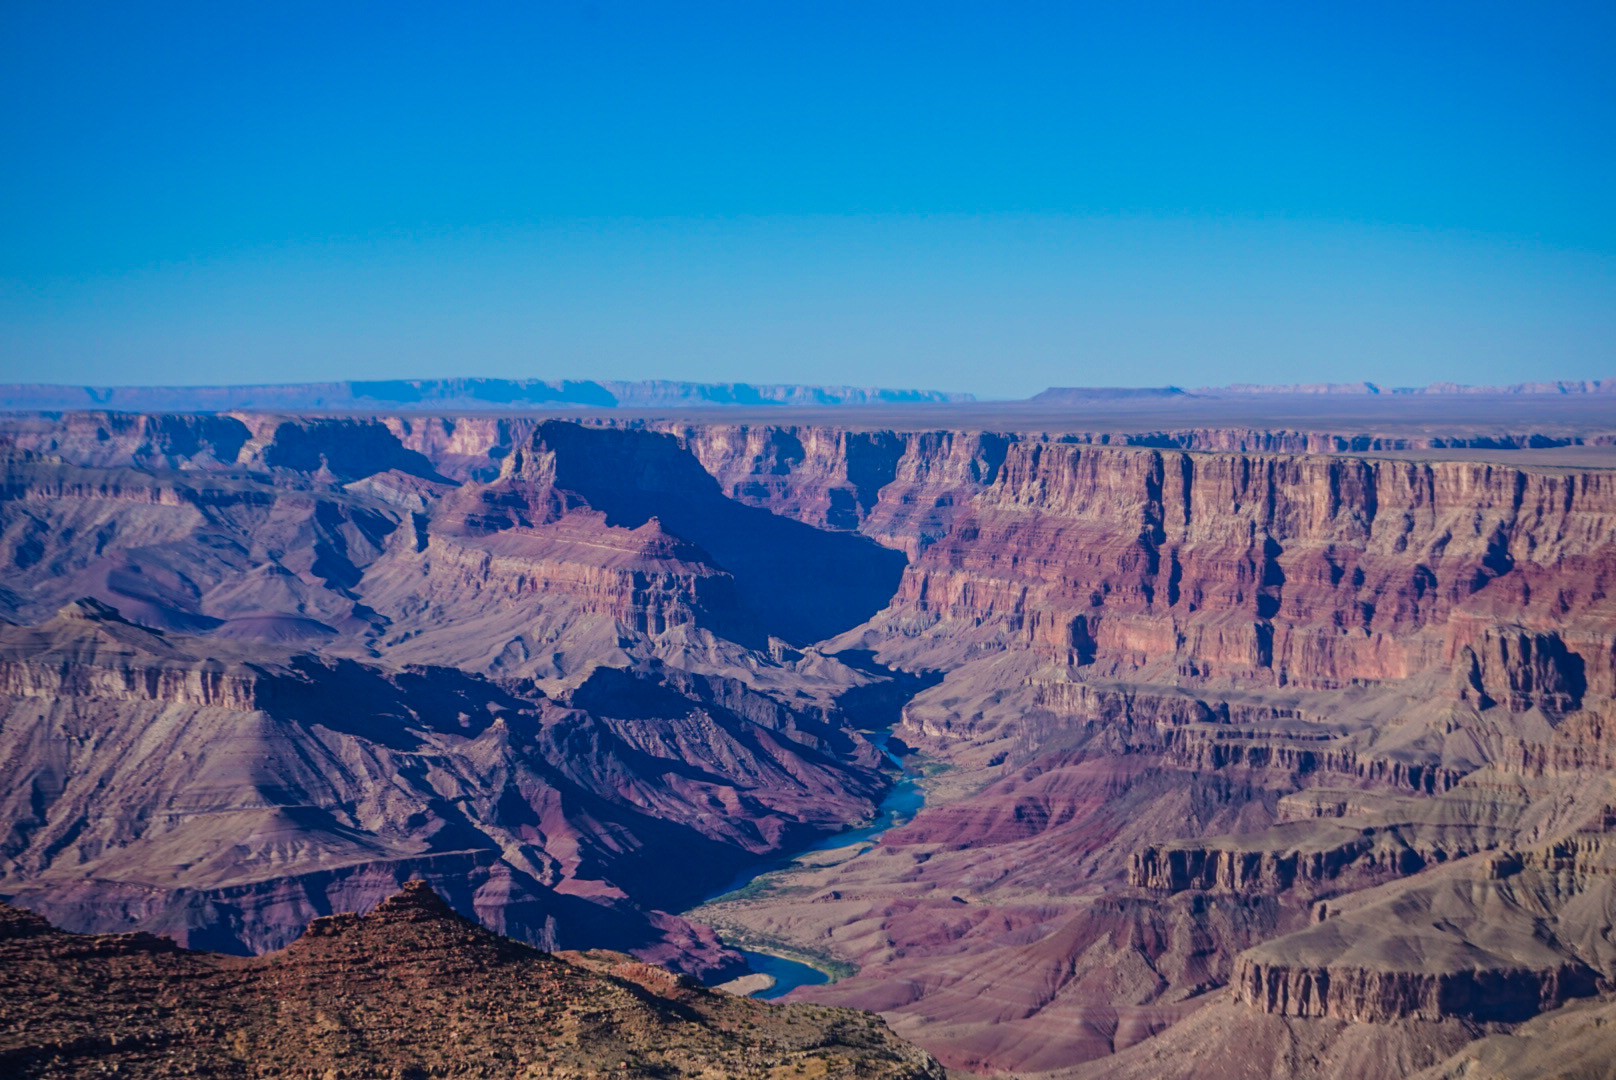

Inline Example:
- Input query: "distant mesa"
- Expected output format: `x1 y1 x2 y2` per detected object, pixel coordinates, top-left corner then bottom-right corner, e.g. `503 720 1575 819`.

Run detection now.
1032 377 1616 401
0 377 973 413
1410 378 1616 395
1199 381 1385 395
3 376 1611 415
1192 378 1616 396
1029 386 1188 402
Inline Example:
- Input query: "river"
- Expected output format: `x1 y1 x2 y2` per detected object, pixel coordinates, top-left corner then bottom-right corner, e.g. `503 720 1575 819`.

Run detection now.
703 731 925 998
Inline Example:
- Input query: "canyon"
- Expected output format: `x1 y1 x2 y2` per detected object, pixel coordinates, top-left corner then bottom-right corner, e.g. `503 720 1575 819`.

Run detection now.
3 391 1615 1079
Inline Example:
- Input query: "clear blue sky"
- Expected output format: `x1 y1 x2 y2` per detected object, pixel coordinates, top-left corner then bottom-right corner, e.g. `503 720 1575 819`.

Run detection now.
2 1 1612 397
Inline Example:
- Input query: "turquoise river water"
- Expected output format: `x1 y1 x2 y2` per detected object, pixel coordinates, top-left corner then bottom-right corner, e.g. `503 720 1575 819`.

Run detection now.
710 735 925 999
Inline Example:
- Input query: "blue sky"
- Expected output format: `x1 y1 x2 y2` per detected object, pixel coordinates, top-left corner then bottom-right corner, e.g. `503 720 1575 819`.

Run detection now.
2 1 1612 397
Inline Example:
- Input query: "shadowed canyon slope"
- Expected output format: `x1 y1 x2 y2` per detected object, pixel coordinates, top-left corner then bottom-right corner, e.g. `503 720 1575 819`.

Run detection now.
3 399 1616 1079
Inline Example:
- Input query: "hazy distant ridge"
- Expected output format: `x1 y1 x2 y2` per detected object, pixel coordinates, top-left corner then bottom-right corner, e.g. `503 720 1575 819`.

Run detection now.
0 378 974 413
1194 378 1616 396
1028 386 1189 403
1036 379 1616 400
3 377 1609 414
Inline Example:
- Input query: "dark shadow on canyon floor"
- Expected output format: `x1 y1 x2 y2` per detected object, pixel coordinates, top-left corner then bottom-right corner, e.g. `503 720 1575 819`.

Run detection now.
538 421 908 645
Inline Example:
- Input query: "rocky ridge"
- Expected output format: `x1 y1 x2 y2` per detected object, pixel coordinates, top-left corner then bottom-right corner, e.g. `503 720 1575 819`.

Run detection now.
0 880 944 1079
1187 378 1616 395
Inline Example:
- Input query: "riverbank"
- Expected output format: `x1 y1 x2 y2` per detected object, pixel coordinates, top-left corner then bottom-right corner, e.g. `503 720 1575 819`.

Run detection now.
688 732 931 997
695 867 866 996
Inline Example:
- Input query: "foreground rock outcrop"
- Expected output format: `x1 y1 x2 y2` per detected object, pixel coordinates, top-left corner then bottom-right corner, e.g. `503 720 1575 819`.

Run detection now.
0 881 944 1079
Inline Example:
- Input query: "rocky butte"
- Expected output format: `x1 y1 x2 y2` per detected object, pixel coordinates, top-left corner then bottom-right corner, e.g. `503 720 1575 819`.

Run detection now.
2 381 1615 1080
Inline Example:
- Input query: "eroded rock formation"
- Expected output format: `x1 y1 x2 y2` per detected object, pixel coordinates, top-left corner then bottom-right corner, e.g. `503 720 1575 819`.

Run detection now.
0 881 945 1079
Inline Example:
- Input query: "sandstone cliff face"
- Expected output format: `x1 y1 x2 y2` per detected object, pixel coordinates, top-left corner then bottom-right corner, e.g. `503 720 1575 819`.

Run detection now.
1233 952 1599 1024
0 600 264 708
643 424 1013 557
0 411 447 482
512 421 909 646
876 444 1616 690
1130 831 1388 895
1127 784 1527 900
0 411 253 469
383 414 537 481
